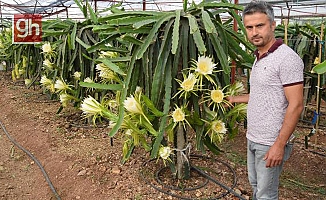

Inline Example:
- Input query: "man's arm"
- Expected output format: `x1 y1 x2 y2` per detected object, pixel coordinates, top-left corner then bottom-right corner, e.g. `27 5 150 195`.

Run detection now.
227 94 250 104
264 83 304 167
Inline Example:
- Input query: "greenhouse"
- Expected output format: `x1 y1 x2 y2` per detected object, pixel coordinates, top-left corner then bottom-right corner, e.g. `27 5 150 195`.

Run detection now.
0 0 325 199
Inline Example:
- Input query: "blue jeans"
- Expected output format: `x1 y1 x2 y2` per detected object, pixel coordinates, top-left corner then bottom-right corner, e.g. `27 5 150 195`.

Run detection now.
247 139 293 200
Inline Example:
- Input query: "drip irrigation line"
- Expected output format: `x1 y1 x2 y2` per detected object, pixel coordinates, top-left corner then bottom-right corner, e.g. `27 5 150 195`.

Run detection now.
0 120 61 200
308 150 326 157
290 140 326 157
296 140 326 152
155 166 210 191
140 155 246 200
192 165 246 200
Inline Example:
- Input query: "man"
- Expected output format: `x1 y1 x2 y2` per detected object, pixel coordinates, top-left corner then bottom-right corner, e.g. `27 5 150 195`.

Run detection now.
228 1 304 199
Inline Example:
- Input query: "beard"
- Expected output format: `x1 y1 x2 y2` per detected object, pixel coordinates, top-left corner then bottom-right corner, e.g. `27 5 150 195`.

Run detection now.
250 37 265 47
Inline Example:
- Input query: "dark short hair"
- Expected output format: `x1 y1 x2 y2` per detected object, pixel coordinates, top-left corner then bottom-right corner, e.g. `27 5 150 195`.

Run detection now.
243 0 274 23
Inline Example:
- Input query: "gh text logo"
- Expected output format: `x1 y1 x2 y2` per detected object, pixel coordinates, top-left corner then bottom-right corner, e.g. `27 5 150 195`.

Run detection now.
13 14 42 44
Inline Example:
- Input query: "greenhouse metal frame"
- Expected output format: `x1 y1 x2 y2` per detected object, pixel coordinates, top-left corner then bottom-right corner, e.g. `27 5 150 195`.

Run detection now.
0 0 325 20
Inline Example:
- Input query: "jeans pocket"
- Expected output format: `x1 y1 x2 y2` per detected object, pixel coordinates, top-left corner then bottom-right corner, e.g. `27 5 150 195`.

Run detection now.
283 143 294 161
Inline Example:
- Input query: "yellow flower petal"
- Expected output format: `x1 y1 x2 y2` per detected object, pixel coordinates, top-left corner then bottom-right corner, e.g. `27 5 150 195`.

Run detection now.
211 120 227 134
43 59 53 68
60 93 72 107
42 42 52 53
54 79 70 92
196 56 216 75
211 89 224 103
124 96 142 114
84 77 94 83
172 107 185 122
40 75 52 86
73 71 81 80
80 96 103 115
181 73 196 92
159 146 172 160
24 79 32 86
314 57 320 65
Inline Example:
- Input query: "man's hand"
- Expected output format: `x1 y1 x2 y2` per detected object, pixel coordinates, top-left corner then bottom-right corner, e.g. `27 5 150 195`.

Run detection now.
264 143 285 168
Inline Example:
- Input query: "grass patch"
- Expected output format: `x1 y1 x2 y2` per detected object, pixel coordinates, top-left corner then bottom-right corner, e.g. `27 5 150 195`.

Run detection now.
225 151 247 166
281 173 326 196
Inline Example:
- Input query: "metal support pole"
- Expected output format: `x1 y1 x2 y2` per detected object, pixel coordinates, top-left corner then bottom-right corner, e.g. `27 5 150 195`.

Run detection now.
314 23 324 147
94 0 97 13
231 0 238 84
143 0 146 11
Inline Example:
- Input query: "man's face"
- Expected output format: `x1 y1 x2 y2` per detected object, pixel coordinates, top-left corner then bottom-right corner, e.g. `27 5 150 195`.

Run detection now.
243 12 276 48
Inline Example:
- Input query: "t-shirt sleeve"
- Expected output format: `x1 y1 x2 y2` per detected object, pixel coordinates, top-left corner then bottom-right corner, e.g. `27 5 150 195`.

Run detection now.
279 51 304 86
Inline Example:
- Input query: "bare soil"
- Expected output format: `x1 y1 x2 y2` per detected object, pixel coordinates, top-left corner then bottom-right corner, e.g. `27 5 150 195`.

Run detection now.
0 71 325 200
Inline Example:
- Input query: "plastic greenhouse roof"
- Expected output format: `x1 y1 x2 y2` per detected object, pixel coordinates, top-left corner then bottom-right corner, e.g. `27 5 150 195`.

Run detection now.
0 0 326 21
0 0 75 18
239 0 326 19
2 0 72 13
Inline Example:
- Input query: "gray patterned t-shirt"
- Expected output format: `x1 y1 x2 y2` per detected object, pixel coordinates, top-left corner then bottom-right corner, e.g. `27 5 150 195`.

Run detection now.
247 44 304 146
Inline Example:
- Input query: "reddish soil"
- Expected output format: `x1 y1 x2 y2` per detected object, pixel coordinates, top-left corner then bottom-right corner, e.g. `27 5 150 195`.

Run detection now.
0 71 325 200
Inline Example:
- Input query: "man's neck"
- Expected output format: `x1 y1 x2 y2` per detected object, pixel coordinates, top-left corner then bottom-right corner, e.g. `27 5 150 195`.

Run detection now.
258 38 277 56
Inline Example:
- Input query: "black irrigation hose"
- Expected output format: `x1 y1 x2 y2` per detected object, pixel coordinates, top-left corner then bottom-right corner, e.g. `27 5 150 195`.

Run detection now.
294 141 326 157
192 165 245 200
140 155 246 200
155 166 210 191
308 150 326 157
0 120 61 200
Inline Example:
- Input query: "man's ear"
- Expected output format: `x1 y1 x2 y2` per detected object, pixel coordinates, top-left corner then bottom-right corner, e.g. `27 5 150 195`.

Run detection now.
272 21 276 32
